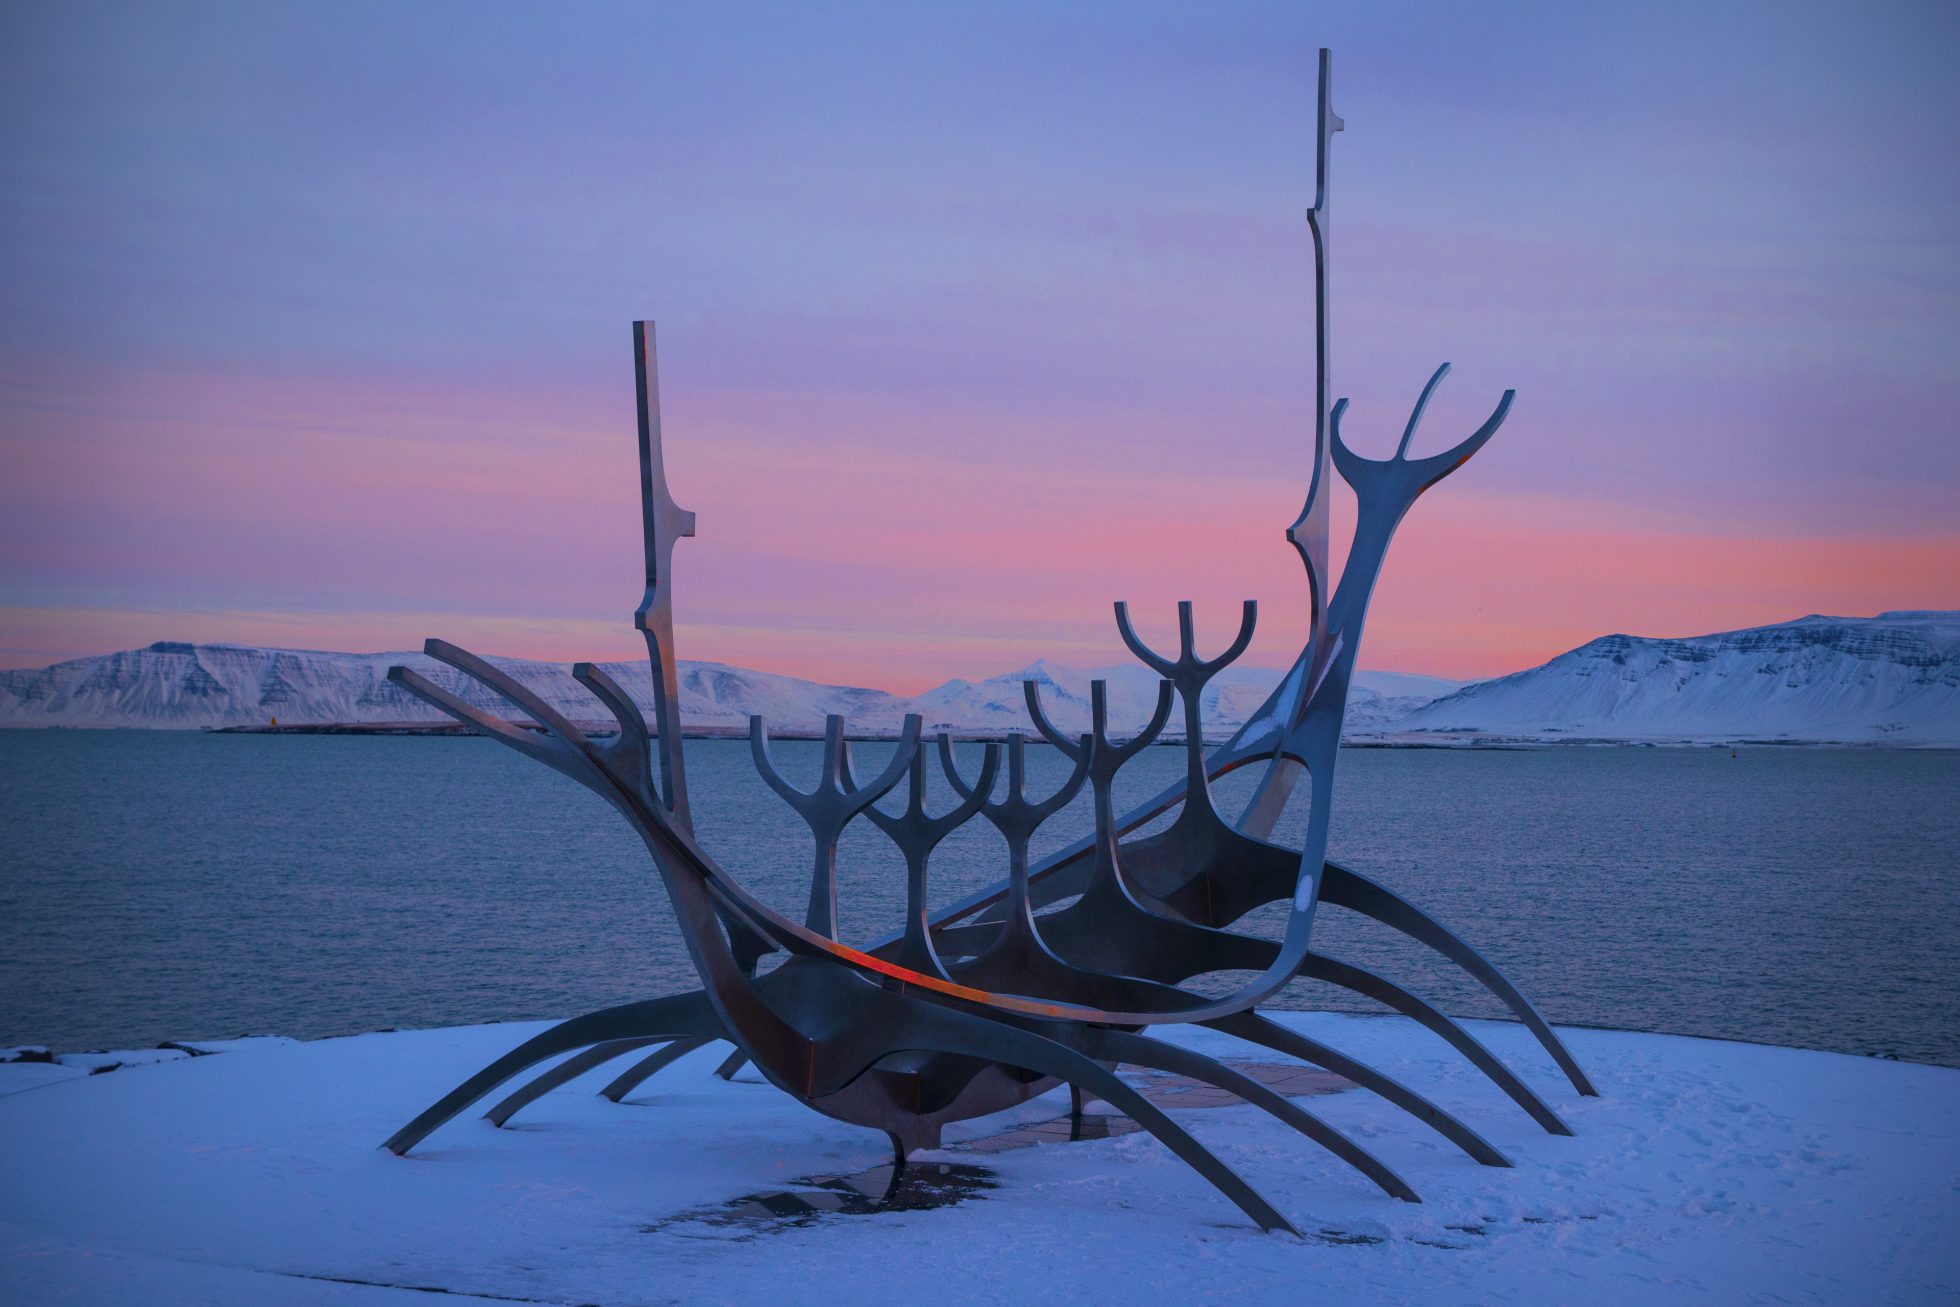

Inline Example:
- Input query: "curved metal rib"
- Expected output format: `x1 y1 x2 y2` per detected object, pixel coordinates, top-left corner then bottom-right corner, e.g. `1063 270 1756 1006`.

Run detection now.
601 1036 716 1102
1084 1028 1417 1202
383 991 718 1155
889 1002 1300 1234
1319 862 1597 1097
1204 1011 1509 1167
1297 951 1571 1135
424 639 594 753
486 1037 668 1127
710 1047 749 1081
387 664 580 781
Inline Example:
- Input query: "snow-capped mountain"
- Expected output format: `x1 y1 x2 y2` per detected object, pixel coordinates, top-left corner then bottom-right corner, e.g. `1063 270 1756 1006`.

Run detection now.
909 661 1461 735
1392 611 1960 744
0 643 913 734
7 611 1950 742
911 659 1269 735
0 642 1456 737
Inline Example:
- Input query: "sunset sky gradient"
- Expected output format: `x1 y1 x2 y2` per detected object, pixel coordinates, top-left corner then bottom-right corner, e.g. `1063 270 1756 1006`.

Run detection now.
3 2 1956 691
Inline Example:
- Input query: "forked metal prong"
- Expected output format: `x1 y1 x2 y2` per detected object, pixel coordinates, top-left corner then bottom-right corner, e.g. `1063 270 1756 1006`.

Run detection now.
750 712 923 936
845 734 1000 977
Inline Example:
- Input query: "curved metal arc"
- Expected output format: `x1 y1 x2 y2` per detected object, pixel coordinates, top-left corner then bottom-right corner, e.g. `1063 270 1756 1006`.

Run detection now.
1330 374 1514 498
381 992 717 1154
1396 362 1451 458
751 713 924 820
1113 602 1177 678
1116 680 1178 760
1296 951 1571 1135
1203 1011 1510 1168
391 655 828 1094
935 734 1000 805
749 715 817 811
573 662 645 740
1443 388 1515 471
571 662 657 797
1022 734 1094 825
1020 679 1087 760
1209 600 1260 672
939 732 1091 832
486 1037 668 1128
386 666 577 778
1086 1028 1417 1203
882 1002 1301 1234
924 734 999 836
601 1036 716 1102
1320 862 1596 1097
421 641 591 752
842 714 925 816
1113 600 1259 682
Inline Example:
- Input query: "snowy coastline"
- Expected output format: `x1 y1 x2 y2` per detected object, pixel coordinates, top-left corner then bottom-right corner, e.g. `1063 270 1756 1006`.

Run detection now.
4 1012 1953 1305
5 610 1956 744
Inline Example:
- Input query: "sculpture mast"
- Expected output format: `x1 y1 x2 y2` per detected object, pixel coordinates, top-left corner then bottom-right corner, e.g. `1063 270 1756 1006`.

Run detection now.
632 321 697 830
1288 46 1342 628
1236 48 1340 838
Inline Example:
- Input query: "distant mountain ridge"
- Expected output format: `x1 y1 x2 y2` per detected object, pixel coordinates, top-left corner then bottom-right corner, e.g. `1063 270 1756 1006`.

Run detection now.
2 610 1954 743
0 641 1452 737
1396 611 1959 744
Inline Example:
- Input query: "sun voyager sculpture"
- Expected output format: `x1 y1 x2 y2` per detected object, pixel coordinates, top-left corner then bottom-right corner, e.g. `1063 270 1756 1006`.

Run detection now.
379 51 1594 1234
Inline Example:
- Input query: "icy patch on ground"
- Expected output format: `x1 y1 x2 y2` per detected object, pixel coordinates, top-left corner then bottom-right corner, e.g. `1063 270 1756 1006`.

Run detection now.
1 1014 1953 1305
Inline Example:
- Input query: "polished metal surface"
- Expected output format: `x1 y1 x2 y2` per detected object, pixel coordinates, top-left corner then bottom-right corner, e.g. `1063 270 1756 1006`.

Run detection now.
376 50 1592 1233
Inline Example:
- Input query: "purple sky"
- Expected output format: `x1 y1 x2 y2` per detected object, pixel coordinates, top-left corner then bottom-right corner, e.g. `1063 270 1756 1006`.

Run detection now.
3 2 1956 690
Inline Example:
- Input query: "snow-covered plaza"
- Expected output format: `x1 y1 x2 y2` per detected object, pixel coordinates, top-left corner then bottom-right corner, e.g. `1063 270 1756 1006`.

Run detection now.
4 1012 1952 1305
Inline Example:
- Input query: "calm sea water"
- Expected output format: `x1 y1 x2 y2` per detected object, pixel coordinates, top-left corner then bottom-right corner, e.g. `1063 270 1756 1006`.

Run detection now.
1 731 1955 1066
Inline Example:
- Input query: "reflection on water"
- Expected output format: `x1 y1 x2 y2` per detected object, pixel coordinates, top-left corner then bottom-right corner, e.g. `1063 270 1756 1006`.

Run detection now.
0 732 1955 1065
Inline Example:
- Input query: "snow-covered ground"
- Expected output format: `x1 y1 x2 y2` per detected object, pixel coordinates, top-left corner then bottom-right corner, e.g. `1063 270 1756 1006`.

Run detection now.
3 1013 1953 1305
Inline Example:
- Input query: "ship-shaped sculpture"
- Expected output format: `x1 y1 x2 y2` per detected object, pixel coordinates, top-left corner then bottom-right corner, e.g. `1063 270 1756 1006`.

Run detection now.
378 51 1594 1234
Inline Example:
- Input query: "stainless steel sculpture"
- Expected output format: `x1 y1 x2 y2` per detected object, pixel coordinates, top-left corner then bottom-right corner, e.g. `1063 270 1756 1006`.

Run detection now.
378 50 1594 1234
